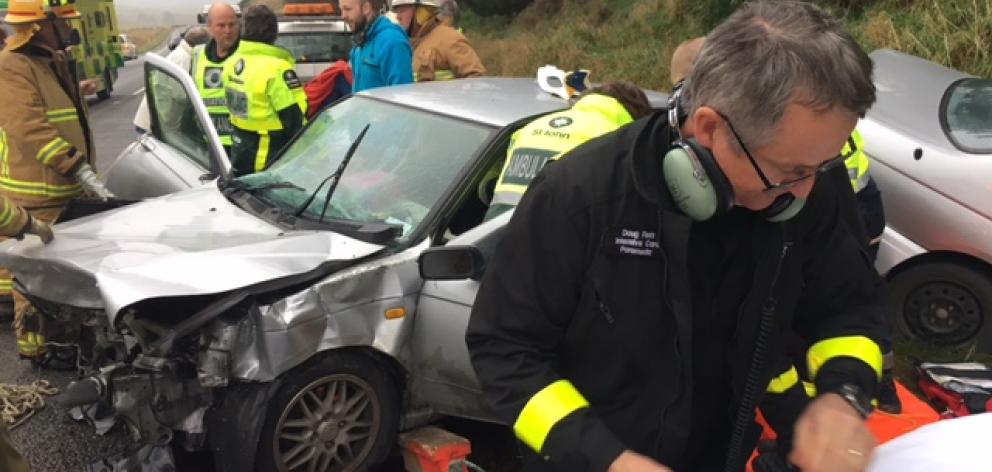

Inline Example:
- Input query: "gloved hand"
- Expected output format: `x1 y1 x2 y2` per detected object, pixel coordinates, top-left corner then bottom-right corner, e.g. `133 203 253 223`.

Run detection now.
25 217 54 244
74 162 116 201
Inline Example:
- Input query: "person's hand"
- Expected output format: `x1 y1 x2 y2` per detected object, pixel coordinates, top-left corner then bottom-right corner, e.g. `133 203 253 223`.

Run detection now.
25 217 54 244
608 450 674 472
790 393 876 472
79 79 98 96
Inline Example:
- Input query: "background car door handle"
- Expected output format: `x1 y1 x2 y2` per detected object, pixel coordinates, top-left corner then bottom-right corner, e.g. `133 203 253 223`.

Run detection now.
199 172 217 182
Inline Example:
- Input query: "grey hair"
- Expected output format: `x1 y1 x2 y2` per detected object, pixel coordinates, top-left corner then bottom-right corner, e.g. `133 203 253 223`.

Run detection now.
183 26 210 47
681 1 875 147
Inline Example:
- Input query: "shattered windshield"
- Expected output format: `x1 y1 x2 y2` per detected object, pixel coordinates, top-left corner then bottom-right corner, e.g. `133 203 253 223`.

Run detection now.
234 96 493 241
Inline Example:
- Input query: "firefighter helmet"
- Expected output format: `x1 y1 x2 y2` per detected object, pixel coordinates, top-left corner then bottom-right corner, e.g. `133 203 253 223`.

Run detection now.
4 0 80 24
391 0 441 8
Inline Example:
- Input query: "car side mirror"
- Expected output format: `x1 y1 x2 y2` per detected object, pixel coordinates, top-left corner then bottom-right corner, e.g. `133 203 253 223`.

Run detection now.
419 246 486 281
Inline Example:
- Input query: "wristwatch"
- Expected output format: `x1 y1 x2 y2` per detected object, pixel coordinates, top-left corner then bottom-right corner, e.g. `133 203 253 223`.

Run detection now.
835 384 874 419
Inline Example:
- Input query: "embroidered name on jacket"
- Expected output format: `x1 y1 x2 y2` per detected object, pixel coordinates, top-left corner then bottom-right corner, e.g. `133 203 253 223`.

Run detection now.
606 228 660 257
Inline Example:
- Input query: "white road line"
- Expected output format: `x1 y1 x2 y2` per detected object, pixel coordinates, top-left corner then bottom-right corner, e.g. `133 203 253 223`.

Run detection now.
132 87 145 96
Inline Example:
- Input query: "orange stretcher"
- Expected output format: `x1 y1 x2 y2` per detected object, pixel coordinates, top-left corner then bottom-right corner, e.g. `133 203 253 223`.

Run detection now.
747 382 940 471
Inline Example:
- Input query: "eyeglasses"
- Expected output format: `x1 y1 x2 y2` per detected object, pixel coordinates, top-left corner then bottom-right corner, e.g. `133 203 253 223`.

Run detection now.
717 111 854 191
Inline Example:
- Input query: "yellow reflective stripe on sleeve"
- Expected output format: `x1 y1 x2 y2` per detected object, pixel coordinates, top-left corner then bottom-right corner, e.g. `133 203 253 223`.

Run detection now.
0 177 82 198
36 138 72 165
803 381 817 397
766 366 800 394
807 335 883 381
513 380 590 454
48 114 80 124
0 201 18 228
45 108 78 120
434 69 456 81
254 133 271 173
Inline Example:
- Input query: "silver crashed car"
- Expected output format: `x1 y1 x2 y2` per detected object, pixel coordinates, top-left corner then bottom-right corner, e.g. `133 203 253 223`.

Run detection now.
862 49 992 351
0 53 666 471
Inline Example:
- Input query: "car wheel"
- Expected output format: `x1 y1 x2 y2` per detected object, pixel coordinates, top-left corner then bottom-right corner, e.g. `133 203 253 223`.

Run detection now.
888 262 992 347
97 70 113 100
255 351 400 472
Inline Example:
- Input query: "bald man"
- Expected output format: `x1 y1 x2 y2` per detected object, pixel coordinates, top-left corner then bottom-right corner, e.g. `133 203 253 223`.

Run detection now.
190 2 241 151
670 36 705 85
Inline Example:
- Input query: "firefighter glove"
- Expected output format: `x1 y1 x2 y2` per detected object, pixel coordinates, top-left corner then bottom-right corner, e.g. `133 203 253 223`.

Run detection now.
74 163 116 201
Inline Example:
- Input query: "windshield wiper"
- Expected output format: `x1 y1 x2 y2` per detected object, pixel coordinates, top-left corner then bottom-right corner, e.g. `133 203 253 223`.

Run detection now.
294 123 370 220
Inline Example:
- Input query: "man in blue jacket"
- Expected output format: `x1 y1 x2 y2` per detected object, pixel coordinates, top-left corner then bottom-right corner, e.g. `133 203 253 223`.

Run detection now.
340 0 413 92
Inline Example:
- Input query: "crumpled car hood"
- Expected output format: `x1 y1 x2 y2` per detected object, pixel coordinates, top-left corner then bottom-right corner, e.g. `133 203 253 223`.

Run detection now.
0 186 385 321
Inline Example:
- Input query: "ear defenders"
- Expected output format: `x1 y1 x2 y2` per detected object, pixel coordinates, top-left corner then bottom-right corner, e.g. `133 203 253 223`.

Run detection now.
662 82 805 222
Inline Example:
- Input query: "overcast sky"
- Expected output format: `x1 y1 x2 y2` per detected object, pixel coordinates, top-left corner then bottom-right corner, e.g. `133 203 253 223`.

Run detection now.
116 0 240 27
116 0 237 11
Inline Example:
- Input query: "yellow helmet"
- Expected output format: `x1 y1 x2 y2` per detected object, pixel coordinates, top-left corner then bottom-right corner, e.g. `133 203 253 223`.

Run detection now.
4 0 80 25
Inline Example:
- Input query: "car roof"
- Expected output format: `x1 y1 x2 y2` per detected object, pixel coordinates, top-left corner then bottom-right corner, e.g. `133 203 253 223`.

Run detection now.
358 77 669 128
868 49 972 147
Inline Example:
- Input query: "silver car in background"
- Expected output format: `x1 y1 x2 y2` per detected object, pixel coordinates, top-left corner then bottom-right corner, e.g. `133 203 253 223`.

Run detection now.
3 53 667 471
863 49 992 351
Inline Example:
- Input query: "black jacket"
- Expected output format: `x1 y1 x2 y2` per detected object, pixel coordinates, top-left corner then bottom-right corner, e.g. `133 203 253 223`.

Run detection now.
465 112 885 471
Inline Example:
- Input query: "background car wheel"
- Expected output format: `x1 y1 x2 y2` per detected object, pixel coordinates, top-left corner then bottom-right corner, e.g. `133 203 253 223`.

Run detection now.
256 351 400 472
888 262 992 347
97 70 113 100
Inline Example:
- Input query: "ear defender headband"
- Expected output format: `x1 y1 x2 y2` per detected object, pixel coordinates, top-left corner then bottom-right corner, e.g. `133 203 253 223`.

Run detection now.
662 81 805 222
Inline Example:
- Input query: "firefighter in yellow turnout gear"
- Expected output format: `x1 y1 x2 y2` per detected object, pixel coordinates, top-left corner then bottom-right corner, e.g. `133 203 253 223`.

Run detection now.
223 5 307 176
0 0 114 360
392 0 485 81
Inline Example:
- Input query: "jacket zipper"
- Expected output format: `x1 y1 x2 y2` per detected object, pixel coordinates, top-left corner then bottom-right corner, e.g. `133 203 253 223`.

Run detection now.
723 231 792 472
593 283 616 324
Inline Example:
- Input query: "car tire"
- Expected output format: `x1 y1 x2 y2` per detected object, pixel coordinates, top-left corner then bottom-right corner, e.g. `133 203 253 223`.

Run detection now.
255 350 400 472
887 262 992 348
97 70 113 100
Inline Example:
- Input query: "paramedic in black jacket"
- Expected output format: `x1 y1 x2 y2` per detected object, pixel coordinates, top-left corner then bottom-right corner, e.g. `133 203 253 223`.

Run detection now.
465 2 886 472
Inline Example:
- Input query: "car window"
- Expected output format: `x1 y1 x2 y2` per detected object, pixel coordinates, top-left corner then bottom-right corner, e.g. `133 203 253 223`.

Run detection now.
236 96 494 242
147 68 213 169
942 78 992 154
275 32 351 63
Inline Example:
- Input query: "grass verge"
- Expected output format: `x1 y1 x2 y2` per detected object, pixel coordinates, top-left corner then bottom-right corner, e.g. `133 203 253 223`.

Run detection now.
124 27 173 54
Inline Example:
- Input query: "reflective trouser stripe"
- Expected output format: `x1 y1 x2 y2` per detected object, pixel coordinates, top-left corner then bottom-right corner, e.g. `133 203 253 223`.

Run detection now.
514 380 590 453
254 133 270 173
767 366 800 394
808 336 883 381
0 278 11 295
16 333 45 357
36 138 71 165
0 177 82 198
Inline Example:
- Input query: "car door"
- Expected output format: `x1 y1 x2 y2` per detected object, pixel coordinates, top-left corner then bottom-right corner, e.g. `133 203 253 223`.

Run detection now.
103 53 232 200
410 212 511 423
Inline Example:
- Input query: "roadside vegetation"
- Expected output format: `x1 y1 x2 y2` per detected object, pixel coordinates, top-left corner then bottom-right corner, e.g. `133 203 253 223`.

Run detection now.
463 0 992 90
123 26 173 54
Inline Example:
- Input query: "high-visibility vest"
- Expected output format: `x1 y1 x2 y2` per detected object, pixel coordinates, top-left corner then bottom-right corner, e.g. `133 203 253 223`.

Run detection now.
191 43 238 147
491 94 633 207
223 41 308 173
845 129 871 193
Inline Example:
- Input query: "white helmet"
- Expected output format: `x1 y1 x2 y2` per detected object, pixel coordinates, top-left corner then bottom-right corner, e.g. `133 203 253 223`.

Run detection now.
391 0 441 8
